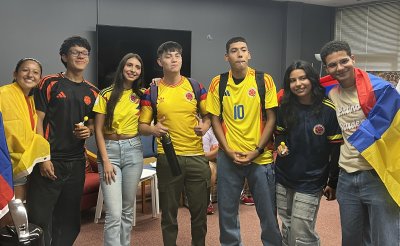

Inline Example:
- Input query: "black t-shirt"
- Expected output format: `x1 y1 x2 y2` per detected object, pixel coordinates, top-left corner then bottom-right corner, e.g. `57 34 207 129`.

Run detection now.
275 99 342 193
35 73 99 161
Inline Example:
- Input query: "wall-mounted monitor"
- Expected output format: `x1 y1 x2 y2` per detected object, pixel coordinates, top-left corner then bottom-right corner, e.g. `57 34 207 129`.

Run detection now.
97 24 192 89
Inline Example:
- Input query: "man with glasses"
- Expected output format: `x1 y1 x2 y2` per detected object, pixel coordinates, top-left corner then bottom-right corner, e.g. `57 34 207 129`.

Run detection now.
27 36 98 246
320 40 400 246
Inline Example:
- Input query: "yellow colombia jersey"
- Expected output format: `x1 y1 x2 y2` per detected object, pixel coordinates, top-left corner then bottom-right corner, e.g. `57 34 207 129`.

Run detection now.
93 86 141 135
206 67 278 165
140 77 207 155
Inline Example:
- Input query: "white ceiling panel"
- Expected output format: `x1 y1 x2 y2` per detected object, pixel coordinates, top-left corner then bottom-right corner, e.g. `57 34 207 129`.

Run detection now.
272 0 381 7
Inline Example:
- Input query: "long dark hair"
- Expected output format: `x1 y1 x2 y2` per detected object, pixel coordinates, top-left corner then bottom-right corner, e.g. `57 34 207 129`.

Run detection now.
280 60 325 130
105 53 144 130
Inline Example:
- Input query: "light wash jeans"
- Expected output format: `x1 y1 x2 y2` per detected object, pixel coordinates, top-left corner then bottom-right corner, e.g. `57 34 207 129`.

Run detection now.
276 183 322 246
98 137 143 246
217 150 282 246
337 169 400 246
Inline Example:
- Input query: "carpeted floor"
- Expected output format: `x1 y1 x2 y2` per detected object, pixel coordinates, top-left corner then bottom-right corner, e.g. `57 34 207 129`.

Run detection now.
75 196 341 245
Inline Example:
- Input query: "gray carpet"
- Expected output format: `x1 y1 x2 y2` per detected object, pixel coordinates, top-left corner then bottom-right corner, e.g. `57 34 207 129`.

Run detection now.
75 198 341 245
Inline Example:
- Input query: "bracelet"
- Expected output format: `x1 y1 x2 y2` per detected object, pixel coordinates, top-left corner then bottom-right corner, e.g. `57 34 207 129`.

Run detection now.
255 146 264 155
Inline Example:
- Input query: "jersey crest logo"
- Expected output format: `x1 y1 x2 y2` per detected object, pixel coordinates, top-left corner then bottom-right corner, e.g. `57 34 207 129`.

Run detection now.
130 93 139 103
84 96 92 105
185 91 194 101
248 88 257 97
313 124 325 135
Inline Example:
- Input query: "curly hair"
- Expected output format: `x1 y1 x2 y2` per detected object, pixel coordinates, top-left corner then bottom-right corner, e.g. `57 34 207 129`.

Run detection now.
59 36 91 68
320 40 351 65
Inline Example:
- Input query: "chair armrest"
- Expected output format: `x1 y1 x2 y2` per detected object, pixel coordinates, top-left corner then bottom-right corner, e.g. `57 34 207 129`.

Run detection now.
85 149 98 172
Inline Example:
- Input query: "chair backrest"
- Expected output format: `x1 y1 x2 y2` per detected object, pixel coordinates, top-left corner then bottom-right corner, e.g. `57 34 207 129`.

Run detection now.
140 135 157 158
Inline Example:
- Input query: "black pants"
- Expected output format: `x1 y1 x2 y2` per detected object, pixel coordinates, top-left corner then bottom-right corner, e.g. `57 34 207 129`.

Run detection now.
27 159 86 246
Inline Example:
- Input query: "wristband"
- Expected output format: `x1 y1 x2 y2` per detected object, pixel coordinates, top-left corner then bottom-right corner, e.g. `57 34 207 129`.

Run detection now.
255 146 264 155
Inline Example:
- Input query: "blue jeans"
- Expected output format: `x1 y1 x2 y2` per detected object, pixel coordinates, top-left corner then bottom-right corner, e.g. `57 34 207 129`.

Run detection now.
217 150 282 246
98 137 143 246
337 169 400 246
276 183 322 246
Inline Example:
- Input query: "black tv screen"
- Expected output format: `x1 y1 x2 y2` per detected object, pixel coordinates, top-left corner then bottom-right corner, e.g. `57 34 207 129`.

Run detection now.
97 24 192 89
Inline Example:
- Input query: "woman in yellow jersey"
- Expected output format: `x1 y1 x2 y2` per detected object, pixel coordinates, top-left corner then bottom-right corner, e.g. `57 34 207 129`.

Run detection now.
93 53 144 246
0 58 50 225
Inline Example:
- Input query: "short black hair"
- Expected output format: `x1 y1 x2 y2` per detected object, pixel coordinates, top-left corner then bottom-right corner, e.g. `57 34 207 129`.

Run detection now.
320 40 352 65
157 41 182 58
225 37 247 54
59 36 91 67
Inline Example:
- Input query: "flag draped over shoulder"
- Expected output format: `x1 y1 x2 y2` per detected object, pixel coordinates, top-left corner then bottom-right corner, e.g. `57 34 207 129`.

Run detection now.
0 83 50 180
320 75 340 95
0 112 13 219
321 68 400 206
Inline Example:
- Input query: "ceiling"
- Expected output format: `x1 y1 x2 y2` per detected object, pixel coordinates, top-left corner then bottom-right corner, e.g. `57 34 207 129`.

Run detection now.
272 0 380 7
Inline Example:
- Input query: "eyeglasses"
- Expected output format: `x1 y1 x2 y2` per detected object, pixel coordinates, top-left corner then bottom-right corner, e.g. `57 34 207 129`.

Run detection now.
325 58 351 69
69 50 90 57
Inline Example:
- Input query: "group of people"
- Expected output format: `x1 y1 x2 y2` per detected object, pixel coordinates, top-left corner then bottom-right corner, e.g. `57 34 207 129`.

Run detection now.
0 33 399 246
0 36 99 246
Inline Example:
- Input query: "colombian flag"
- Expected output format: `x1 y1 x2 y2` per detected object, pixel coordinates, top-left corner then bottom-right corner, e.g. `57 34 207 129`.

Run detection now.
321 68 400 206
320 75 340 95
0 112 14 219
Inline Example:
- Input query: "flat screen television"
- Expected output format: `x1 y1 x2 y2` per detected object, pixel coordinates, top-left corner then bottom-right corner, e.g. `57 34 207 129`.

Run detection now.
97 24 192 89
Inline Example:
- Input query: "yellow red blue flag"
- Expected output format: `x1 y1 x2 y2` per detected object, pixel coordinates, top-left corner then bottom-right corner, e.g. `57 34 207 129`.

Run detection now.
0 112 14 219
321 68 400 206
